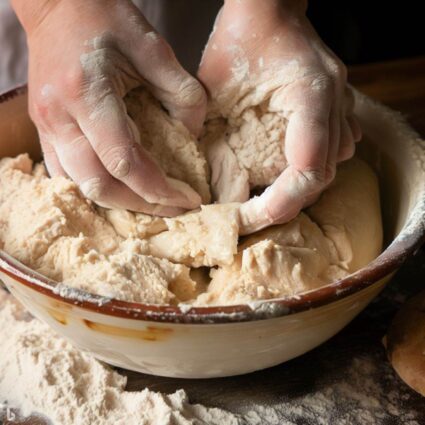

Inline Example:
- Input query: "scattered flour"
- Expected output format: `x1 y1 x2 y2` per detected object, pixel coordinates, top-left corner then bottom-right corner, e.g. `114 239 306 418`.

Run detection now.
1 289 422 425
242 356 421 425
0 292 242 425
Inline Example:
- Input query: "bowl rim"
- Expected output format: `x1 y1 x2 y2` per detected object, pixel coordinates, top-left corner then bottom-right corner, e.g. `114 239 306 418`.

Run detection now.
1 85 424 325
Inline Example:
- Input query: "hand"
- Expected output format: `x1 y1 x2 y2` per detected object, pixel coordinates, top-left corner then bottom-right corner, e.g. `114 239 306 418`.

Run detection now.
199 0 361 233
12 0 207 216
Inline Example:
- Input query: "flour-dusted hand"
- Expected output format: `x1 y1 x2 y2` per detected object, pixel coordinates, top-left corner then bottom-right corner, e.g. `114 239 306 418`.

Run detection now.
11 0 207 215
199 0 361 234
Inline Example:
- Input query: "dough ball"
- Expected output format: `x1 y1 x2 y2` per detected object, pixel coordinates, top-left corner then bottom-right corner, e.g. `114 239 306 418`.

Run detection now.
385 291 425 397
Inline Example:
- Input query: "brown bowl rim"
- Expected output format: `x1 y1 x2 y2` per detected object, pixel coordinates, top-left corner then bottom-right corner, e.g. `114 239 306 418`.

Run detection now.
0 85 424 324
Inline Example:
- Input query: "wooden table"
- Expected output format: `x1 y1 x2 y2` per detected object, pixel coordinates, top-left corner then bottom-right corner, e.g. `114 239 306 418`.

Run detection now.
122 57 425 422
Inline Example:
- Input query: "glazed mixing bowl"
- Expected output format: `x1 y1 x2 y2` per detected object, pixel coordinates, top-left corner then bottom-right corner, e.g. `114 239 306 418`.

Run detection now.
0 86 424 378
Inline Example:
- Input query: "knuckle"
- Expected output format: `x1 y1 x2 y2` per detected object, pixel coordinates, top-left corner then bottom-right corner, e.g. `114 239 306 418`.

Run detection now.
263 202 281 225
303 112 329 130
309 73 333 94
30 92 53 122
98 145 132 179
149 35 174 59
62 66 86 99
329 58 347 82
296 167 327 189
29 101 46 122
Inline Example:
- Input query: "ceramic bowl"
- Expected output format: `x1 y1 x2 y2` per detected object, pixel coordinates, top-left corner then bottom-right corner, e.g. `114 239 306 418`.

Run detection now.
0 86 424 378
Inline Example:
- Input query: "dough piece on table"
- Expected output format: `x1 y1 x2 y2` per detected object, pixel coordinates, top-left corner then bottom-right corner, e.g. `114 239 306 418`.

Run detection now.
385 290 425 397
195 158 382 306
147 204 241 268
125 88 211 204
0 155 198 304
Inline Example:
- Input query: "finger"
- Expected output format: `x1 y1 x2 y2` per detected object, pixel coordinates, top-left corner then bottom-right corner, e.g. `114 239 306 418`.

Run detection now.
239 83 333 235
239 165 321 235
347 114 362 143
54 125 185 216
125 31 207 137
284 79 333 174
338 117 356 162
39 136 67 177
344 85 355 116
326 104 340 181
72 88 201 210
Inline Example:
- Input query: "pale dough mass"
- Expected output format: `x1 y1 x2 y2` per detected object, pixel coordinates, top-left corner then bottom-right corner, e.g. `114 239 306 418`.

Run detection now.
0 88 383 306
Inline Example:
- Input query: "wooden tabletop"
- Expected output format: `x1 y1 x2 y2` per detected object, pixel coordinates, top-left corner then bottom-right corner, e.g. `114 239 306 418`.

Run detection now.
122 56 425 422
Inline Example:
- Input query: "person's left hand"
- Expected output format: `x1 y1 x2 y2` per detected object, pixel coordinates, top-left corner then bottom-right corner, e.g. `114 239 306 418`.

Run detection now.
198 0 361 234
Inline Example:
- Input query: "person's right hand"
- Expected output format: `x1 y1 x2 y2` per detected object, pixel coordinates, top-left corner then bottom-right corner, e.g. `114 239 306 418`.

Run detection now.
12 0 207 216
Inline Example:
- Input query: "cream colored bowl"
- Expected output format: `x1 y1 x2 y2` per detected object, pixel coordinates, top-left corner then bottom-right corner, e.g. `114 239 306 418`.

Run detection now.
0 87 424 378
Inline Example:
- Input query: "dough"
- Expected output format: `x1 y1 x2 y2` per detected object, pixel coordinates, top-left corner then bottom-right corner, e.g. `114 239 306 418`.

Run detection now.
0 154 382 306
385 291 425 397
201 68 294 203
101 205 241 268
125 88 211 204
147 203 240 267
101 208 167 239
201 101 288 202
0 155 197 304
196 158 382 305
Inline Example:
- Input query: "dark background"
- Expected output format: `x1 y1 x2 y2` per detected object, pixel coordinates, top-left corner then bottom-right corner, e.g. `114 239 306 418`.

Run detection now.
307 1 424 64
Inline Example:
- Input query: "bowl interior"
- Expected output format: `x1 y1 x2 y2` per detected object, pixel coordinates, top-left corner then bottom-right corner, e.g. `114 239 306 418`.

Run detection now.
0 87 424 322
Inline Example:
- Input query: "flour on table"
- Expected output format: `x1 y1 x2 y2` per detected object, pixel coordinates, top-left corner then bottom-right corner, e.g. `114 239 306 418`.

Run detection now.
0 292 242 425
242 356 421 425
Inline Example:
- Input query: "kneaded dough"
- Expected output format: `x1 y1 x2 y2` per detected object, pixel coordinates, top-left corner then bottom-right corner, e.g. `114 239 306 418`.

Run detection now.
195 158 382 305
147 204 240 268
385 291 425 397
0 155 197 304
201 73 293 203
0 153 382 306
125 88 211 204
